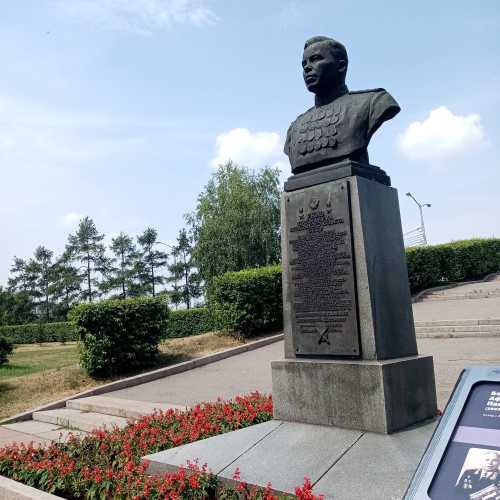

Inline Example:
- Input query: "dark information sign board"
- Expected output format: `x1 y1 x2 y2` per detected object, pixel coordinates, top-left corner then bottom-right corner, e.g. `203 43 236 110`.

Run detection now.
286 179 359 356
405 367 500 500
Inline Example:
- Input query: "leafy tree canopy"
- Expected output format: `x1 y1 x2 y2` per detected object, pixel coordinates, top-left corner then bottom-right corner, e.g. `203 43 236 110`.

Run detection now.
187 161 281 284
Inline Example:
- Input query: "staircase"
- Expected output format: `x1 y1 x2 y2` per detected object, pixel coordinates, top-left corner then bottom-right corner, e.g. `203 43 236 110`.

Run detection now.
416 275 500 302
415 319 500 338
1 396 185 443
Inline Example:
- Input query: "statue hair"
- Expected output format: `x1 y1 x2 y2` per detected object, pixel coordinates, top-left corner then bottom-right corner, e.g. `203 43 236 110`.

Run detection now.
304 36 348 69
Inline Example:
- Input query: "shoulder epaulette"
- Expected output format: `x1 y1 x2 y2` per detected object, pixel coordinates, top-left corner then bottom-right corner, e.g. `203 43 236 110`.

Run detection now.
349 88 386 94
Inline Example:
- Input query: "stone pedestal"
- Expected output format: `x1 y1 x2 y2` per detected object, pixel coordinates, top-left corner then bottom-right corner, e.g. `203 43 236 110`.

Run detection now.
272 356 436 434
272 164 437 433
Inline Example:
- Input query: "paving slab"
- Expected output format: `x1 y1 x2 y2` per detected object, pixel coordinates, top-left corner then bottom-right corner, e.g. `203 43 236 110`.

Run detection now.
33 408 129 432
218 422 363 494
413 297 500 321
111 341 282 405
67 395 186 419
0 474 64 499
315 421 437 500
0 427 51 449
3 421 61 435
144 420 282 475
143 419 434 498
34 429 88 441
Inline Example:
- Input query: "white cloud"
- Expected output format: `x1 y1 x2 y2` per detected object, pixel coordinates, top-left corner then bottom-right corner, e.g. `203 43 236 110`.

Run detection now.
398 106 485 163
59 212 84 228
58 0 218 35
211 128 287 172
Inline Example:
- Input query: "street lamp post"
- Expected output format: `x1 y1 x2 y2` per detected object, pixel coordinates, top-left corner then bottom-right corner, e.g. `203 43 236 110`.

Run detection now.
406 192 431 245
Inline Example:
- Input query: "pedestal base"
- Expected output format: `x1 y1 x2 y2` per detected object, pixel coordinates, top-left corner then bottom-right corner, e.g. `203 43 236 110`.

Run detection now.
272 355 437 433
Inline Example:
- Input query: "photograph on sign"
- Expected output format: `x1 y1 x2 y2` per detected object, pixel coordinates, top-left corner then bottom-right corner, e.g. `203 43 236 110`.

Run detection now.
430 382 500 499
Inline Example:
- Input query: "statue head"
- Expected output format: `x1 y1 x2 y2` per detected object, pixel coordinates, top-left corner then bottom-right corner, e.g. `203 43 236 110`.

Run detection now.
302 36 348 96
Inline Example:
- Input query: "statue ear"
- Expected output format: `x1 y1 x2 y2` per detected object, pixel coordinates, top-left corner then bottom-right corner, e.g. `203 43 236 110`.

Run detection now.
338 59 347 74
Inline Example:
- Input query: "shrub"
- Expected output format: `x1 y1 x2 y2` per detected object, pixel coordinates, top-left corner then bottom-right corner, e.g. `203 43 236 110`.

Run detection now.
69 297 169 378
209 265 282 337
208 239 500 337
0 322 77 344
0 336 13 366
406 238 500 291
164 307 215 339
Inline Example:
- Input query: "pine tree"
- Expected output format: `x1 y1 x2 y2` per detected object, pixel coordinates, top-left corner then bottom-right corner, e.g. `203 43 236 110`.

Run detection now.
66 217 108 302
51 251 82 318
167 229 201 309
8 247 57 321
101 232 138 298
136 228 167 297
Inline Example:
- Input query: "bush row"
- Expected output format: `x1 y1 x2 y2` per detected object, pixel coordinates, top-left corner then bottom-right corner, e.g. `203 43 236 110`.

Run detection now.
209 264 282 338
0 336 13 366
209 239 500 337
163 307 215 339
0 321 77 344
69 296 169 378
406 238 500 291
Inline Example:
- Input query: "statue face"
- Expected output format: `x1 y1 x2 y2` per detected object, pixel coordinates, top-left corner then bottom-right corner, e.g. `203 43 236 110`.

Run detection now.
302 42 345 94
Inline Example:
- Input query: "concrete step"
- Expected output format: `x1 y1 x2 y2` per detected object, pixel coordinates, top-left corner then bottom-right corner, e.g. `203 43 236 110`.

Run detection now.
417 331 500 339
415 319 500 327
32 408 129 432
67 396 186 419
2 420 88 441
422 292 500 301
415 325 500 333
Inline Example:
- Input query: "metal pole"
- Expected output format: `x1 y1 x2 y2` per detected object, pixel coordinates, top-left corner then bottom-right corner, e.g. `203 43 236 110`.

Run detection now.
419 204 427 245
406 193 431 246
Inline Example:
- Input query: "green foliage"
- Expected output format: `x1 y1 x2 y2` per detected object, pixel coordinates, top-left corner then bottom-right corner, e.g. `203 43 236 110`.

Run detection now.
0 336 13 366
0 288 35 326
188 161 281 285
70 296 169 377
209 265 282 338
406 238 500 291
8 247 61 322
164 307 215 338
66 216 107 302
166 228 201 309
208 239 500 336
101 232 139 298
135 228 168 297
0 322 77 344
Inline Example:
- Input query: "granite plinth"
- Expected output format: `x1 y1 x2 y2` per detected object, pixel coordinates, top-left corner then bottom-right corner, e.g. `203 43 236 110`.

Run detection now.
284 160 390 191
282 175 418 361
143 419 437 499
272 355 437 433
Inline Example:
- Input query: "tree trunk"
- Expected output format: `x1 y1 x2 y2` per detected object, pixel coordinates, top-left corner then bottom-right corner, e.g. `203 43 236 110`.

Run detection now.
121 250 126 299
87 252 92 302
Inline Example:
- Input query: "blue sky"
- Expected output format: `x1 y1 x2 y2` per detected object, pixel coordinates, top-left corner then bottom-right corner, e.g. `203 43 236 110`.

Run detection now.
1 0 499 284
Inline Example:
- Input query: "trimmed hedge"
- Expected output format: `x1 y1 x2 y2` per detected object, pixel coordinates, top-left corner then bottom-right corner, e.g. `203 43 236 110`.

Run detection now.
406 238 500 291
0 336 13 366
209 239 500 336
0 321 77 344
69 296 169 378
209 264 282 338
164 307 215 339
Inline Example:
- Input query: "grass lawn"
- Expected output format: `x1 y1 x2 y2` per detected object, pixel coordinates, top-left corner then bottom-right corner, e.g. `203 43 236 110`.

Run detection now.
0 332 254 421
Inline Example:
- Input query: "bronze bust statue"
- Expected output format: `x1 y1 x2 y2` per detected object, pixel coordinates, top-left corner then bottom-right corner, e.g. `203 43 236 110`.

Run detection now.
284 36 400 175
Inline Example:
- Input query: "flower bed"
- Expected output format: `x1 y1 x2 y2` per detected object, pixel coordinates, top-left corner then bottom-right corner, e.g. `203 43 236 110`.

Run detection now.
0 392 323 499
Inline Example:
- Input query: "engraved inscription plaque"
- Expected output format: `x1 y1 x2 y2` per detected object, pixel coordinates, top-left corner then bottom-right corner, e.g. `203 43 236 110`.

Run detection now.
286 180 359 356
